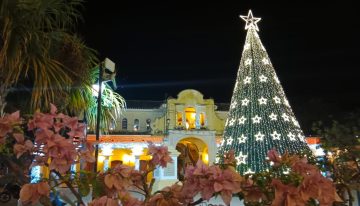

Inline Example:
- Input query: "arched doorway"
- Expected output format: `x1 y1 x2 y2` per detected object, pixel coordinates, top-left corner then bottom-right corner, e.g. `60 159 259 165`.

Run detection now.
176 137 208 181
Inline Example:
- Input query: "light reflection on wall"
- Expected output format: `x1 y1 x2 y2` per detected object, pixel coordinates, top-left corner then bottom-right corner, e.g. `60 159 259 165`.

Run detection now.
30 166 41 183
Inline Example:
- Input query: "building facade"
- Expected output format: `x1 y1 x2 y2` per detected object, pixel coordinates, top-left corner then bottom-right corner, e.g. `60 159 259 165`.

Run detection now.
87 89 229 183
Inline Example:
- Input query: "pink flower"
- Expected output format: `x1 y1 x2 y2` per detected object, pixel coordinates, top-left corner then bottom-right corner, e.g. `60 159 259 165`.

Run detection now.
88 196 120 206
182 161 215 201
267 149 281 165
0 111 22 142
147 142 172 168
130 170 144 188
27 112 54 131
19 182 50 205
223 150 236 165
79 149 96 163
104 165 133 191
147 184 183 206
271 179 304 206
13 140 34 158
297 163 342 205
45 136 77 173
13 133 25 143
291 157 318 177
33 128 55 143
212 167 243 205
193 160 209 176
112 164 133 178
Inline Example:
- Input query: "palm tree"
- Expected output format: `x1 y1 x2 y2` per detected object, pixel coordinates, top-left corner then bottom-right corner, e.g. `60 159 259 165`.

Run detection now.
82 65 126 134
0 0 126 188
0 0 97 115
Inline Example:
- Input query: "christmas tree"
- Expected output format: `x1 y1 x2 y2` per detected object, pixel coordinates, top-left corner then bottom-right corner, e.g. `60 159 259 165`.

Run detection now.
218 10 310 174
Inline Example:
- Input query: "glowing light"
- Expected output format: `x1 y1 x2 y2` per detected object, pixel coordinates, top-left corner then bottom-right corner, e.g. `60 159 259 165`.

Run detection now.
262 58 269 65
245 58 252 66
273 96 281 104
123 154 135 164
236 152 248 164
230 101 237 109
241 98 250 106
244 168 255 175
288 132 296 141
252 115 261 123
238 134 247 143
238 116 246 125
228 118 236 126
258 97 267 105
243 76 251 84
98 156 105 162
259 74 268 82
240 10 261 31
101 145 113 156
244 43 250 50
132 145 144 156
218 10 310 174
255 131 265 141
92 82 105 97
227 136 234 145
203 153 209 164
281 113 290 121
269 113 277 121
271 131 281 140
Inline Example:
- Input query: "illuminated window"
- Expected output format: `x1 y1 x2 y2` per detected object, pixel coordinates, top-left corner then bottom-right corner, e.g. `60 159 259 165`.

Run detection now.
176 112 183 126
185 107 196 129
122 118 127 130
134 119 139 131
200 113 206 127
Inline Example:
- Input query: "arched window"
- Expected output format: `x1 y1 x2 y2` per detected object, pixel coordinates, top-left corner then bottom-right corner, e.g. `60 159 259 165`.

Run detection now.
109 120 116 131
176 112 183 126
200 113 206 127
122 118 128 130
134 119 139 131
146 119 151 131
185 107 196 129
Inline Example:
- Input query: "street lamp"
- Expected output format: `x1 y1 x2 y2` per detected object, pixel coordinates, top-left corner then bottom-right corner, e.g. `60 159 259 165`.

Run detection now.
93 58 116 173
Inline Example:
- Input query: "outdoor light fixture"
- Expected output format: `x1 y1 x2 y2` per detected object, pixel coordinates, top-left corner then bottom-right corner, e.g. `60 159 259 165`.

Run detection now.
94 57 116 173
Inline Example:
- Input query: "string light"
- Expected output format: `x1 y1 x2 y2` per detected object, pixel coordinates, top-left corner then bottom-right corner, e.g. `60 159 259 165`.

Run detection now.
240 10 261 31
218 10 310 174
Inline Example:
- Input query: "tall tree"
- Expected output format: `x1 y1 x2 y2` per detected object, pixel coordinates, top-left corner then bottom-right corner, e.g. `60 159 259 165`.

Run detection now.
217 10 310 174
313 112 360 205
0 0 97 115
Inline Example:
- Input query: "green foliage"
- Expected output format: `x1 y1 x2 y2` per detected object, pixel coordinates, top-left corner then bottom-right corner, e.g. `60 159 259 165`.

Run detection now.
312 111 360 205
0 0 98 114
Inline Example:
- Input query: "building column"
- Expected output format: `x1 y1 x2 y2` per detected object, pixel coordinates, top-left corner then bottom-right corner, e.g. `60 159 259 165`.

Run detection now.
134 155 141 170
152 146 180 192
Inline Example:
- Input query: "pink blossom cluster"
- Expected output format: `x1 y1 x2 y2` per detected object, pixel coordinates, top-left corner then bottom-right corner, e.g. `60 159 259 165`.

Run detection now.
25 104 95 174
0 105 95 205
147 142 173 168
181 160 243 205
1 108 344 206
267 149 342 206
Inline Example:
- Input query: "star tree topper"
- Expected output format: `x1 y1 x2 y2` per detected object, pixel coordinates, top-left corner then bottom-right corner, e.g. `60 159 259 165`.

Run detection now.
240 10 261 31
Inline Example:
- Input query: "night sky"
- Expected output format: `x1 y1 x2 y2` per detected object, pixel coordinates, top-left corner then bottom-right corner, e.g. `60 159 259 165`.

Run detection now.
79 1 360 132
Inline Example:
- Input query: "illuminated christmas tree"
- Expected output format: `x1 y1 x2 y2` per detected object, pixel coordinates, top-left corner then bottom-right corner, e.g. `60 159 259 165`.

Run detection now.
218 10 310 174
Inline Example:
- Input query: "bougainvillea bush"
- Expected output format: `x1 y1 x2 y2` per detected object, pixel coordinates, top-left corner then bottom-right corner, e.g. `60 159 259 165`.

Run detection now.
0 105 343 206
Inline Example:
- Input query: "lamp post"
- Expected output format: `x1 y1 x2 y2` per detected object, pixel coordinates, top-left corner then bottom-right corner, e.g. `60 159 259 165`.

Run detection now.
93 58 115 173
